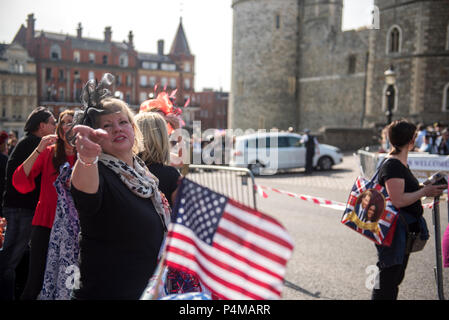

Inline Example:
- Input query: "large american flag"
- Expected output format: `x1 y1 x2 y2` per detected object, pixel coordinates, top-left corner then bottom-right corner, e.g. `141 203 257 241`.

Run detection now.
164 178 294 300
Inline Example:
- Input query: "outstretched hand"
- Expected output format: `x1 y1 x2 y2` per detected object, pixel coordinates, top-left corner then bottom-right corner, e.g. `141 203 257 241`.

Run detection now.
72 125 108 159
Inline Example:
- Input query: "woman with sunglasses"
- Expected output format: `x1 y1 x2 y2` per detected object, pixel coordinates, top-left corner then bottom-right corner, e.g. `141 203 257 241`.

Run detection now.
12 110 76 300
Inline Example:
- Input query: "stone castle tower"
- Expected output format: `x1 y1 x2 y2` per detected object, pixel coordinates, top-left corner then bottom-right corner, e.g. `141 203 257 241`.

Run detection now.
229 0 449 131
229 0 299 130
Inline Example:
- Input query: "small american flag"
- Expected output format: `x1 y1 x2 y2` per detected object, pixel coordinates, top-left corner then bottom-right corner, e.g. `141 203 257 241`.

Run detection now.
164 178 294 300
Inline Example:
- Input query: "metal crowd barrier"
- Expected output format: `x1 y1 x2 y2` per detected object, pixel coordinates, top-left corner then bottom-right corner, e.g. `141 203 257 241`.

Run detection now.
183 164 258 210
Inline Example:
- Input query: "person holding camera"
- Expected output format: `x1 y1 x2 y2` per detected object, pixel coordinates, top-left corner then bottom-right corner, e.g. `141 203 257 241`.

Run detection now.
372 119 447 300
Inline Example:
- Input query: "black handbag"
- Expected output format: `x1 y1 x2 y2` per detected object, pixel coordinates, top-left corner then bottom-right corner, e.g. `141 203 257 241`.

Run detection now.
399 214 428 254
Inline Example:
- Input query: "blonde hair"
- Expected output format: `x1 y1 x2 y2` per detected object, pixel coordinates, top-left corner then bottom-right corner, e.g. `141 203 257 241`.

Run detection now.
134 112 170 165
96 97 143 155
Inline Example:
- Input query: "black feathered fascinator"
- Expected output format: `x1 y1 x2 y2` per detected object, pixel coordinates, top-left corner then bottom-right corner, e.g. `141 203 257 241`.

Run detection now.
66 73 115 146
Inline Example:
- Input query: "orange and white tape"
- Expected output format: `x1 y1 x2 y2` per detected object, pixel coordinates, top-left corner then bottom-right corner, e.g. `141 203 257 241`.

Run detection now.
255 185 440 211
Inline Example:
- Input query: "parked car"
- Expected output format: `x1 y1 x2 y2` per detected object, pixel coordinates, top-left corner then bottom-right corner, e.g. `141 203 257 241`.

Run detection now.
229 132 343 175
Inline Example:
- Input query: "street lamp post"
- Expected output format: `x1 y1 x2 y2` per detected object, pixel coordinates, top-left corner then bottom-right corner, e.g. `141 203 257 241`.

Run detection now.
384 65 396 125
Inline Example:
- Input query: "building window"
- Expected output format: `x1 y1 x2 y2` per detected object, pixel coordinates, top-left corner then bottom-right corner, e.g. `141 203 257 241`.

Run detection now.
50 44 61 60
1 81 7 95
387 25 402 54
119 54 128 67
184 78 191 90
142 61 158 70
149 76 156 87
58 69 64 82
139 92 147 102
161 77 168 88
74 51 80 63
169 77 177 88
45 68 52 81
59 88 65 101
126 75 132 86
88 71 95 80
140 75 147 86
446 23 449 50
275 14 281 29
348 55 357 74
89 53 95 64
103 55 108 65
184 62 191 72
161 63 176 71
443 83 449 112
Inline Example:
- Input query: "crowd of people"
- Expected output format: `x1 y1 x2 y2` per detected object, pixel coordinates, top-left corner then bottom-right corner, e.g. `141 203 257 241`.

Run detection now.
0 73 203 300
380 121 449 155
0 73 448 300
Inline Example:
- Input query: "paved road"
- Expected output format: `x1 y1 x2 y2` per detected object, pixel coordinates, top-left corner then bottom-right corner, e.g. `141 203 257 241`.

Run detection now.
189 152 449 300
254 152 449 300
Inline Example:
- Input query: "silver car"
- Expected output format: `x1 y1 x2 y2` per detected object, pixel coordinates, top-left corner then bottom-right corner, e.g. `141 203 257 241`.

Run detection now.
229 132 343 175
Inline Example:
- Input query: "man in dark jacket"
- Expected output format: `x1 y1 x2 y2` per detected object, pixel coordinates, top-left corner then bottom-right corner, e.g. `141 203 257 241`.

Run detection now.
0 107 56 300
301 129 318 174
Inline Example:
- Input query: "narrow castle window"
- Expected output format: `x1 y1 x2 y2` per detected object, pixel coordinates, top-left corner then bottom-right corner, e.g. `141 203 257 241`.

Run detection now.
275 14 281 29
348 55 357 74
387 26 401 54
446 23 449 50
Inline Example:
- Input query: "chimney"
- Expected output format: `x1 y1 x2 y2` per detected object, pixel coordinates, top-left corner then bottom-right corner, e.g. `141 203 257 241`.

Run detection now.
77 23 82 39
128 31 134 48
104 26 112 43
157 39 164 55
26 13 35 43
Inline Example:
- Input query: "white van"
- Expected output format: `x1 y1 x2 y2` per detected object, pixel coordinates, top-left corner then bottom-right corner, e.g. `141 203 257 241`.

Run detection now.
229 132 343 175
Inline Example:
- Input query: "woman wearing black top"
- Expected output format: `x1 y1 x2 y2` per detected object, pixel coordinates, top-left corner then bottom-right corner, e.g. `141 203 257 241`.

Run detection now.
372 119 446 300
69 76 169 299
134 112 181 207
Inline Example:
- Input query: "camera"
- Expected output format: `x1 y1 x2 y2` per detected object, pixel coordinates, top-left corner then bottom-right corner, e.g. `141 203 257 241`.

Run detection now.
423 172 448 186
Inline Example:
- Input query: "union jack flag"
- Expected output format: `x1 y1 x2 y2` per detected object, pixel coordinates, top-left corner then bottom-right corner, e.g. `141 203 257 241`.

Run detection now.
341 175 399 246
164 178 294 300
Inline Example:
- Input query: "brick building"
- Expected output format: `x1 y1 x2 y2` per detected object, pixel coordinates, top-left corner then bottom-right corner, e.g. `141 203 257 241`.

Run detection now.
192 89 228 130
11 14 195 118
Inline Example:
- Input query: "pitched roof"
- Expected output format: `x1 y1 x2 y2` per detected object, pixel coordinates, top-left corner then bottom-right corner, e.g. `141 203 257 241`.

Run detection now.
169 18 191 56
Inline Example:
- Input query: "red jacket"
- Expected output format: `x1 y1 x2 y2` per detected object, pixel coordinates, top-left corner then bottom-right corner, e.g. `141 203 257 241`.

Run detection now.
13 145 76 228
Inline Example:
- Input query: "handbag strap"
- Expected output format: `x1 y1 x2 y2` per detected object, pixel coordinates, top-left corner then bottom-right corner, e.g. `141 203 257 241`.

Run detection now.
369 157 389 184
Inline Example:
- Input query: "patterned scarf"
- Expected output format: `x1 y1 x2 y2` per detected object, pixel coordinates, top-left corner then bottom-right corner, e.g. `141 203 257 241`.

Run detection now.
99 153 170 232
